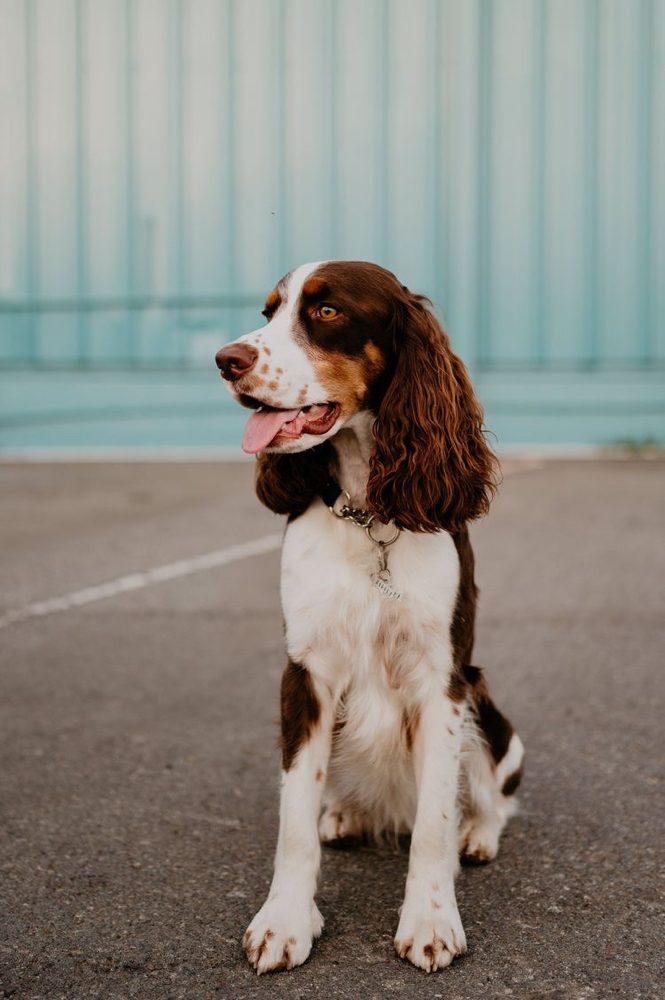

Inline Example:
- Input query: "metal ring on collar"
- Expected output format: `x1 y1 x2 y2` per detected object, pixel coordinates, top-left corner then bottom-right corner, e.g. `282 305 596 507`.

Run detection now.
366 521 400 547
329 489 352 517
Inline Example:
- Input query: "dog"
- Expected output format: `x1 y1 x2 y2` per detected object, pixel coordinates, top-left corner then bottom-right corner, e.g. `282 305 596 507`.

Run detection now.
215 260 524 974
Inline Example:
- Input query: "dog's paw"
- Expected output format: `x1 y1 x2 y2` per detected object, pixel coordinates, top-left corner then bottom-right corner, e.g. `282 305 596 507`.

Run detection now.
318 804 365 843
458 818 500 865
394 891 466 973
243 898 323 974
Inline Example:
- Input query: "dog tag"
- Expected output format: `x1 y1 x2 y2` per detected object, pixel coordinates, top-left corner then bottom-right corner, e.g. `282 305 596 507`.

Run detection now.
371 572 403 601
371 542 402 600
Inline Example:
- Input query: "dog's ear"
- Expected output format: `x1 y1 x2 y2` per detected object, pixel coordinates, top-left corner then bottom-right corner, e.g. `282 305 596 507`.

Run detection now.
367 294 499 532
255 442 334 519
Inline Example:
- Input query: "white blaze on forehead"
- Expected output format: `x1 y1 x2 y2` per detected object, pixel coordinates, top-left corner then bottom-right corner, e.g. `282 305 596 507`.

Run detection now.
279 260 328 317
233 260 331 409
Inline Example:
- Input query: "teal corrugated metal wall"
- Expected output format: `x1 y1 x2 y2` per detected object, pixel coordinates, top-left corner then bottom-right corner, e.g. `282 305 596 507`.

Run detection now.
0 0 664 450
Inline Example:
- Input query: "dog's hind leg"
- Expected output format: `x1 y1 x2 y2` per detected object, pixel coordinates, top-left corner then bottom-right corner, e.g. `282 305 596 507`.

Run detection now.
458 666 524 865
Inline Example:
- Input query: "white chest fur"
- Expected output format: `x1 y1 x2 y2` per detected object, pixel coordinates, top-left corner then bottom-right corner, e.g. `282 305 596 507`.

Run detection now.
281 500 461 833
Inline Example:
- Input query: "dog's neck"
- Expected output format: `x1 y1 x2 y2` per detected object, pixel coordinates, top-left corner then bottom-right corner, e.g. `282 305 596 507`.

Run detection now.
330 411 375 509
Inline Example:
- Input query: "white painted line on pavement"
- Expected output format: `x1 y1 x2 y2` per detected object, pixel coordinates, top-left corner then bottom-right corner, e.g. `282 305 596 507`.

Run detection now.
0 462 546 632
0 532 283 631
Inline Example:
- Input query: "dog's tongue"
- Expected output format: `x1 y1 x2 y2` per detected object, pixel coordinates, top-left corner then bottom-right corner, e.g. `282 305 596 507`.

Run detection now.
241 407 301 454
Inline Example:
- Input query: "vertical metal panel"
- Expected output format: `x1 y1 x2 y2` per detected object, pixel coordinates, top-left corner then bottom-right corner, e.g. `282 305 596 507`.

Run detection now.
0 0 664 447
652 0 665 361
543 0 594 365
24 0 38 361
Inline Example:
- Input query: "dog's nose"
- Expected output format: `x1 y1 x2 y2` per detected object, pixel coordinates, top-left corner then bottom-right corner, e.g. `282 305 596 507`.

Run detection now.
215 342 259 382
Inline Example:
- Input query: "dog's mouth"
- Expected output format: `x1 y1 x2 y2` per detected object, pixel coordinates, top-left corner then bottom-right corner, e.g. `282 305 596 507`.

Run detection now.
239 396 341 454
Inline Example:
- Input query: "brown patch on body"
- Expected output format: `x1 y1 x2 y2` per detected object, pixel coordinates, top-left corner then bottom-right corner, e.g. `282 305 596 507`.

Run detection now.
280 660 320 770
276 367 283 374
449 527 477 688
465 664 514 764
315 768 325 783
447 670 467 703
502 763 524 796
402 710 418 752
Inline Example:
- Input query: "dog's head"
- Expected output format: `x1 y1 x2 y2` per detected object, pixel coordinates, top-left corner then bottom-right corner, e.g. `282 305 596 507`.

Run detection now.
216 260 498 531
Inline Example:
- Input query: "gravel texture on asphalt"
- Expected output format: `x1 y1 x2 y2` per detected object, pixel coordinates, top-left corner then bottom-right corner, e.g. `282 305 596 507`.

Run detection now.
0 459 663 999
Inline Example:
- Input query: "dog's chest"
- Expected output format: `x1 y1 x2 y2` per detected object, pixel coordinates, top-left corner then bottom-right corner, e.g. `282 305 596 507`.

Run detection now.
281 501 460 692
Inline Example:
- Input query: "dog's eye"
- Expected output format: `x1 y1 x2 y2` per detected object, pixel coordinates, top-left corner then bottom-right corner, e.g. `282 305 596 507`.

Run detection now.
317 304 339 320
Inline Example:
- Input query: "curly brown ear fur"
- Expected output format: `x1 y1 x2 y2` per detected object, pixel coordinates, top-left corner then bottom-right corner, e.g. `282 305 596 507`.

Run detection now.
255 441 335 518
367 294 499 532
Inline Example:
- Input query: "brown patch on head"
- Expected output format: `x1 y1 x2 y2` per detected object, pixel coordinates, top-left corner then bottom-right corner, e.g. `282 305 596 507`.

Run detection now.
310 349 369 420
260 363 269 374
280 660 320 770
302 276 327 297
364 341 383 369
265 287 280 312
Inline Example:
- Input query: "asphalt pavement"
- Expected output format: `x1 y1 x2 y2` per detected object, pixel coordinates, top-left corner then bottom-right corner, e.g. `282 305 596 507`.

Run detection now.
0 458 663 1000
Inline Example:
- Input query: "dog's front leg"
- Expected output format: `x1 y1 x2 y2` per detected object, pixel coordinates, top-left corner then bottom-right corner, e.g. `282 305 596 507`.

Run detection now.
395 691 467 972
243 660 333 974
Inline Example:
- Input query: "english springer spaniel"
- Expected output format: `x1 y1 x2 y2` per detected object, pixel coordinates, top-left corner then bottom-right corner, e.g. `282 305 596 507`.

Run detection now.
216 261 524 974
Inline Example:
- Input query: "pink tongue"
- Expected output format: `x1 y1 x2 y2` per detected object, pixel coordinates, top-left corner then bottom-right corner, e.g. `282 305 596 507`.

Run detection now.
241 407 301 454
